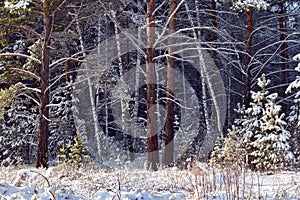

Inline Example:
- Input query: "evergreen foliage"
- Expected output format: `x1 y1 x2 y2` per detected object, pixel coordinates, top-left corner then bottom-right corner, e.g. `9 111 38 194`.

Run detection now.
0 83 23 118
49 86 76 160
0 0 299 169
0 87 38 165
58 131 91 167
0 0 37 84
231 0 269 11
286 53 300 162
212 74 294 171
286 100 300 161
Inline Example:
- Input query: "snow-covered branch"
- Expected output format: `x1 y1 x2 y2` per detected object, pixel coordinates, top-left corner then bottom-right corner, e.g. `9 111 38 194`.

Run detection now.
49 51 85 68
11 68 41 82
0 53 41 64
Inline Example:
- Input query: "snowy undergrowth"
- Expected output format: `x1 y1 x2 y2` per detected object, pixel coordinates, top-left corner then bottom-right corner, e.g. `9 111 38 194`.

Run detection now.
1 164 300 200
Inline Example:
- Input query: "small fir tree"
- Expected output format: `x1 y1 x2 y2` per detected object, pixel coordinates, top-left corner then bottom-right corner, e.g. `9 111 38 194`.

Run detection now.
286 53 300 161
58 131 91 167
211 104 248 168
286 100 300 160
212 74 294 171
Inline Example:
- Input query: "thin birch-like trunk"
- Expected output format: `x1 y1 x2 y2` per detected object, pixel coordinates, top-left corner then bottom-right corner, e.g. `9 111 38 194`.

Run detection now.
185 0 223 141
113 11 129 158
76 20 102 159
184 1 210 142
104 17 109 147
132 27 142 159
211 0 217 57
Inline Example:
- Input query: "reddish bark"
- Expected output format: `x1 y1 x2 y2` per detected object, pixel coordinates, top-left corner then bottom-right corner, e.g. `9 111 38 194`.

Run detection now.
163 0 177 166
211 0 217 46
244 9 253 108
146 0 159 171
36 1 51 168
279 2 288 111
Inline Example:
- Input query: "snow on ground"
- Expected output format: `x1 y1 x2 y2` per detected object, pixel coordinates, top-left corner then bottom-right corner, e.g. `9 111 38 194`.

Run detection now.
1 164 300 199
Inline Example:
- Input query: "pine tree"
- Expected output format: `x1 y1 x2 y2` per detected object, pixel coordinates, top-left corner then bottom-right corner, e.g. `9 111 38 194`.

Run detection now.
242 75 293 170
146 0 159 171
212 74 294 171
286 99 300 161
231 0 269 107
231 0 268 11
285 53 300 162
0 0 81 168
0 83 38 165
211 104 248 168
48 86 75 160
0 0 36 86
58 131 91 167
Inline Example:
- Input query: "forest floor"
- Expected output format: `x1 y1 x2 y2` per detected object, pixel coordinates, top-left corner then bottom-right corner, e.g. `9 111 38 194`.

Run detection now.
1 163 300 199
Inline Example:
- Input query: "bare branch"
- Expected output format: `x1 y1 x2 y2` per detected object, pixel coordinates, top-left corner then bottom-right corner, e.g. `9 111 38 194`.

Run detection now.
154 0 185 48
0 53 41 64
152 0 168 16
51 0 69 14
30 0 43 8
19 26 42 41
11 68 41 82
22 86 41 93
49 51 84 68
22 93 40 106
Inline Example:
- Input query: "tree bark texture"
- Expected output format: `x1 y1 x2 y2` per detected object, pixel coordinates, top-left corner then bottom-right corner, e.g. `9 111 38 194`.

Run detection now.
279 2 288 111
146 0 159 171
244 9 253 108
36 1 51 168
163 0 177 166
211 0 217 49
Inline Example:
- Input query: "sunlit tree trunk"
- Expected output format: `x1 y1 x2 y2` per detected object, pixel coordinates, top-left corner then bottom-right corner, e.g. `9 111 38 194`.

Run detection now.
36 0 51 168
244 9 253 108
146 0 159 171
113 11 129 158
279 2 288 112
163 0 177 166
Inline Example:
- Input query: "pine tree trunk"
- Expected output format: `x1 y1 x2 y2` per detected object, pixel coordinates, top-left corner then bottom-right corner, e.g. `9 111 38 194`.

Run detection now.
211 0 217 54
279 2 288 112
146 0 159 171
65 60 71 100
244 9 253 108
36 1 51 168
163 0 177 166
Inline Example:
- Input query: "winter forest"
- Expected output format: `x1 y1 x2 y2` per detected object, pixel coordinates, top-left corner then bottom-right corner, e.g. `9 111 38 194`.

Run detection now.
0 0 300 199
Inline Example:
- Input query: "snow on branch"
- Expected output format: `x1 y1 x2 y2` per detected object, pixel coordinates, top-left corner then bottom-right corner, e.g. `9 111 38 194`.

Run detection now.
231 0 268 12
285 53 300 94
4 0 31 9
49 51 85 68
293 53 300 64
11 68 41 82
0 53 41 64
